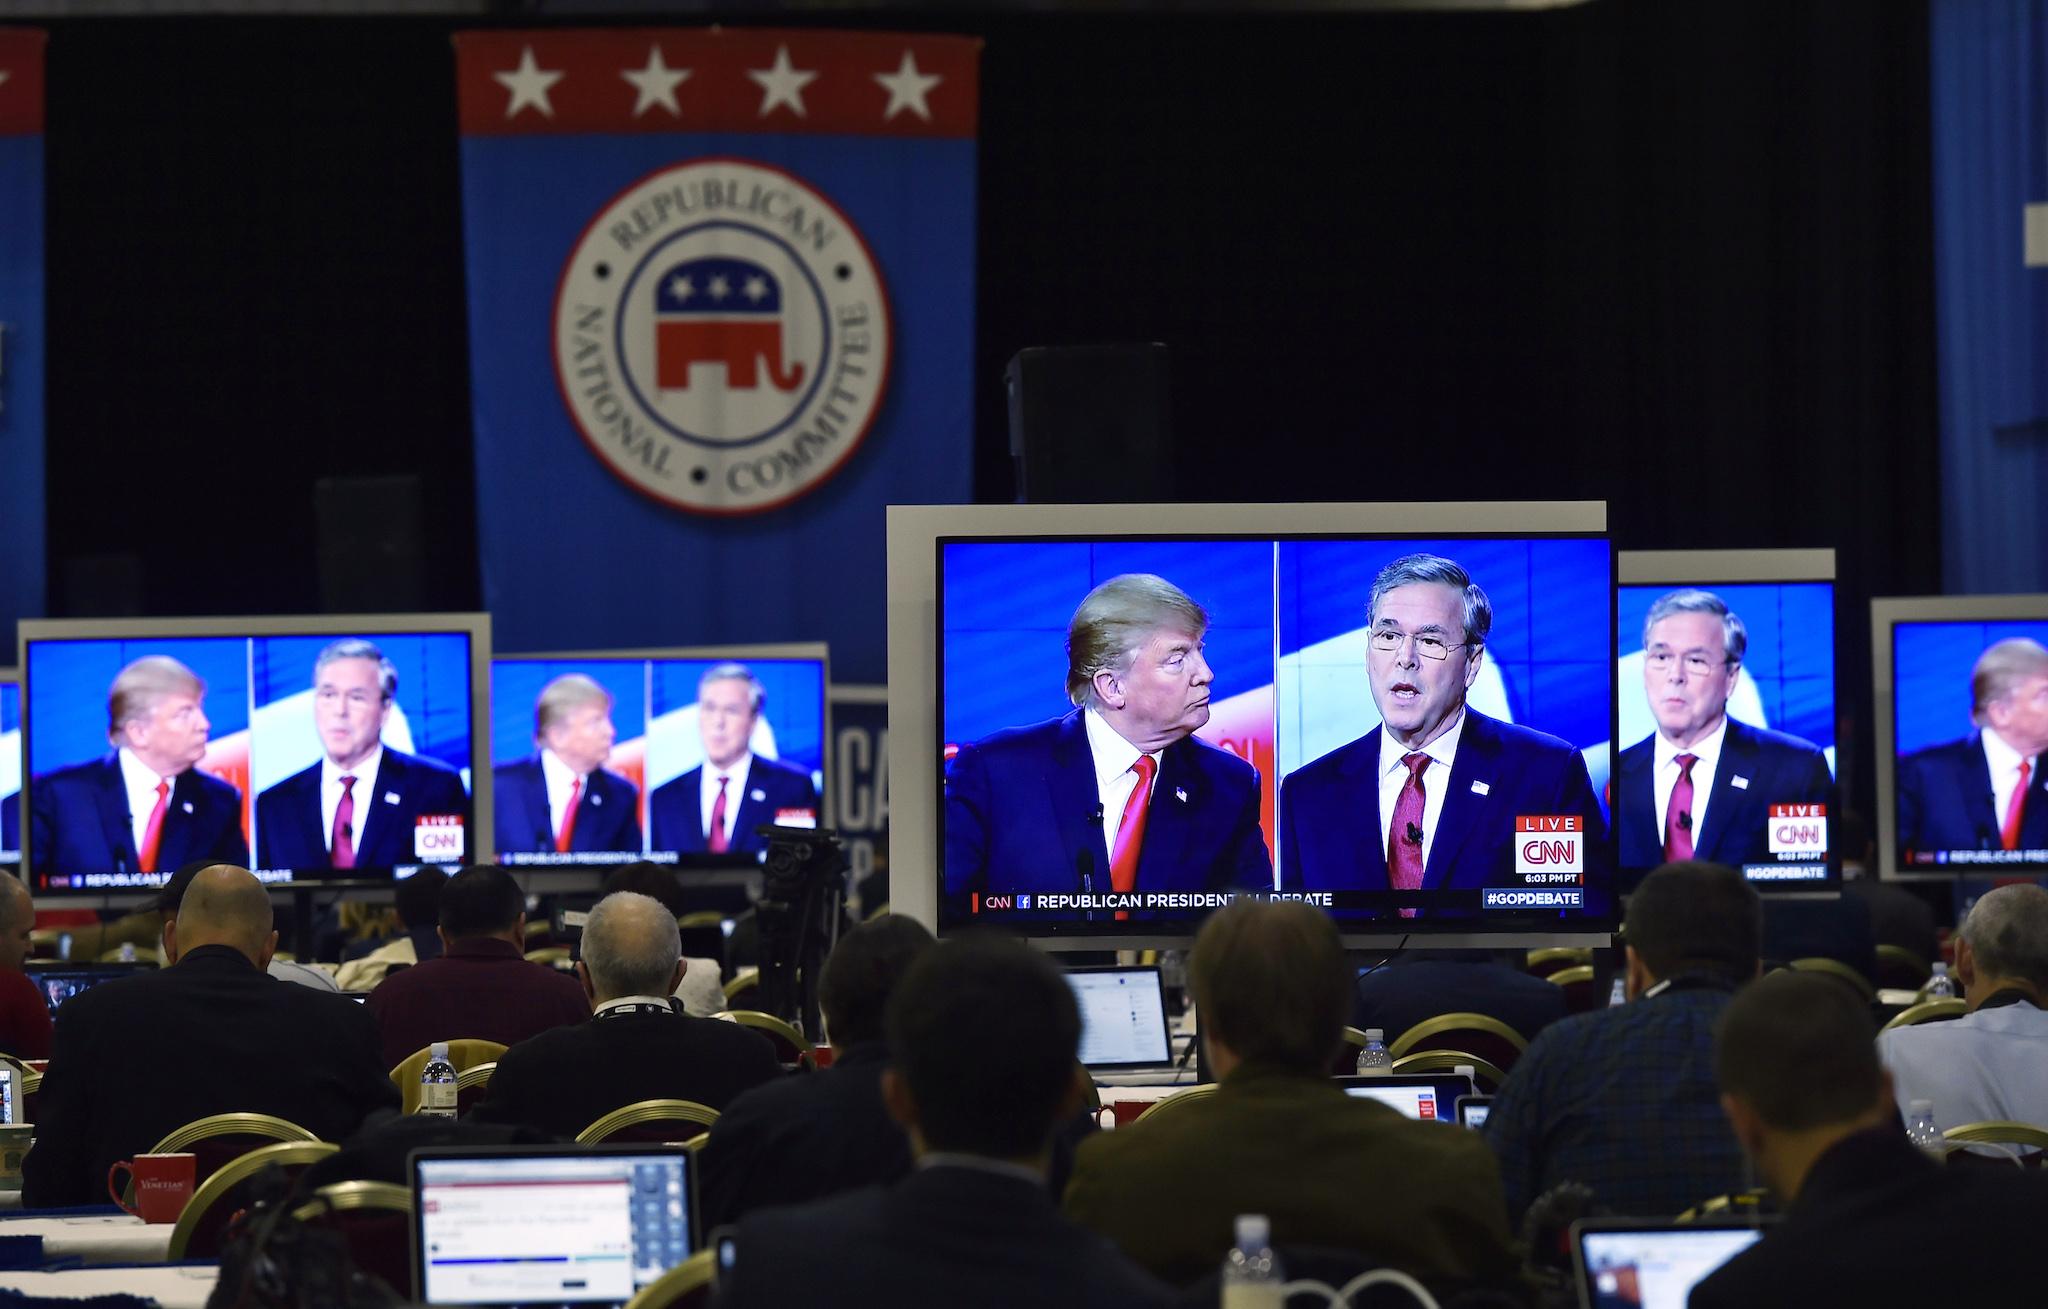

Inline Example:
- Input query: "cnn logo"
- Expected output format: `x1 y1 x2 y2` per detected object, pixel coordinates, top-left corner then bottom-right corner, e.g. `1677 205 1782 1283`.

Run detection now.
1514 815 1583 876
414 815 466 863
1767 804 1828 856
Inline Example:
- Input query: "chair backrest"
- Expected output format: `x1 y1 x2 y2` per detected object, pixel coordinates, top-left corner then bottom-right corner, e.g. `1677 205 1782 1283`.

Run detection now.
1388 1049 1507 1093
721 967 760 1005
1943 1120 2048 1153
1131 1084 1219 1125
1879 998 1967 1031
167 1140 340 1259
624 1248 717 1309
1675 1188 1772 1223
1526 947 1593 978
1388 1012 1529 1072
1787 957 1875 1003
290 1180 414 1291
524 946 572 965
1544 964 1601 1014
132 1112 321 1204
390 1040 510 1113
725 1009 814 1069
1330 1026 1369 1075
454 1061 497 1116
575 1098 721 1145
1873 944 1932 990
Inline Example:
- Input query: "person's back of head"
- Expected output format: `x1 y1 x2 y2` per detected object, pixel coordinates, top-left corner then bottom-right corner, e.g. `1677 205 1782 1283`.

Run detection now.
1956 883 2048 1000
394 867 450 933
579 891 682 1005
885 934 1081 1162
598 862 689 919
819 916 936 1050
437 865 525 943
0 874 33 973
172 865 277 967
1624 861 1762 993
1190 899 1349 1075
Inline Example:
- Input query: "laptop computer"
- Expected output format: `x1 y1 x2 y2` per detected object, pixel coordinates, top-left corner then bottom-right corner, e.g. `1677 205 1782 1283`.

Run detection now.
1065 965 1174 1072
410 1144 697 1308
1332 1073 1473 1122
27 964 153 1014
1455 1093 1493 1129
1572 1218 1769 1309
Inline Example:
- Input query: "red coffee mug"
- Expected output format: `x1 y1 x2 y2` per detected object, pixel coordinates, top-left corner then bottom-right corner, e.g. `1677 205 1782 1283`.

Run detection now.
1109 1099 1152 1128
107 1152 196 1223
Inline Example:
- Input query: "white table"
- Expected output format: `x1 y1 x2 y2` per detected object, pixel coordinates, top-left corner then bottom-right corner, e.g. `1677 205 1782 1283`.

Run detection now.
0 1263 217 1308
0 1212 176 1263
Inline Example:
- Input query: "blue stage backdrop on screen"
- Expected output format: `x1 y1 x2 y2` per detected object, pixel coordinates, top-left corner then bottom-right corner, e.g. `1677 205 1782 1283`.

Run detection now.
1617 583 1835 756
1895 621 2048 757
492 660 650 768
250 635 474 776
0 33 46 655
27 639 250 777
649 659 824 774
942 540 1274 747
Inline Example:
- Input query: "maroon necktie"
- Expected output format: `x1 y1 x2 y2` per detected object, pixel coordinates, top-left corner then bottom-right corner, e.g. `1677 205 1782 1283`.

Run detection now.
556 777 582 853
137 780 170 874
2003 760 2032 852
707 776 730 854
332 775 357 870
1109 756 1157 923
1388 753 1429 915
1664 754 1698 862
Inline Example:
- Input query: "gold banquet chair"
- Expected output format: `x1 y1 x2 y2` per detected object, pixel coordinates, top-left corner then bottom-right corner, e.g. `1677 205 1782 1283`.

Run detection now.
391 1040 509 1113
1132 1085 1219 1125
290 1180 415 1291
1389 1049 1508 1094
726 1009 815 1070
126 1112 320 1206
576 1099 721 1146
167 1140 339 1260
1879 998 1967 1031
1389 1012 1528 1074
625 1249 717 1309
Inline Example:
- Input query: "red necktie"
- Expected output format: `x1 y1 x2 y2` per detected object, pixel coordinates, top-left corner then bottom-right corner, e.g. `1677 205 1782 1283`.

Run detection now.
707 776 730 854
2003 760 2032 852
556 777 583 853
332 775 357 870
1664 754 1698 862
1388 754 1429 917
137 780 170 874
1109 756 1157 922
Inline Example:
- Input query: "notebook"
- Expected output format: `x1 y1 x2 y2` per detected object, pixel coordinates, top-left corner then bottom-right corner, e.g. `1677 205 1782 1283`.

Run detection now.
1065 965 1173 1070
410 1145 696 1308
1573 1219 1769 1309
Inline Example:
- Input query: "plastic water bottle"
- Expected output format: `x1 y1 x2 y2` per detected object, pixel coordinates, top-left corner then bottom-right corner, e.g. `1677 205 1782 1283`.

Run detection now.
1355 1029 1392 1076
1608 975 1627 1007
1905 1100 1943 1158
1926 963 1956 999
1221 1213 1284 1309
419 1042 458 1118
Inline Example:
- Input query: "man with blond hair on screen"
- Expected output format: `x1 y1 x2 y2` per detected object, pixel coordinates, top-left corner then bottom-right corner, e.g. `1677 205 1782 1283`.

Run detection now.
1897 637 2048 856
494 673 640 857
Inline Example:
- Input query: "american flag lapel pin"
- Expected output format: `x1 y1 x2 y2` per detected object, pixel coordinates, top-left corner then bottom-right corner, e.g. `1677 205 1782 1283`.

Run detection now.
385 792 401 805
1471 781 1490 796
181 801 194 814
1175 787 1188 803
1732 776 1750 790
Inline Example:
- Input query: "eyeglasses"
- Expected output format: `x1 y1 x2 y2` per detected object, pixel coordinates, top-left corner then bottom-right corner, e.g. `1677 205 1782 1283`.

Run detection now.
1645 650 1733 677
1368 628 1471 662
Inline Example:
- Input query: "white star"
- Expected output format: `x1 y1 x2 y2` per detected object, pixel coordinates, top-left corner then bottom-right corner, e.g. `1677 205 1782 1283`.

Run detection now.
621 45 690 118
748 45 817 119
873 51 941 122
742 275 769 303
493 47 563 120
708 274 731 300
667 274 694 302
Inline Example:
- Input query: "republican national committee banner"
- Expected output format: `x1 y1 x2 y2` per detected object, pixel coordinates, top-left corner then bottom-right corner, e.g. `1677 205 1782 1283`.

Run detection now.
454 29 979 683
0 30 44 653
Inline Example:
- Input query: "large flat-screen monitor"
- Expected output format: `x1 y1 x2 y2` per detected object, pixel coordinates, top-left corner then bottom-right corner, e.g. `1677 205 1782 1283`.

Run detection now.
889 503 1615 943
1614 551 1837 891
20 616 489 893
1874 595 2048 876
1 670 17 865
489 646 827 867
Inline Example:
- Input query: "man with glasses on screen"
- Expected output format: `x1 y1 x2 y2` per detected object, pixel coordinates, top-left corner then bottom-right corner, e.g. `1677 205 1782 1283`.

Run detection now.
493 673 641 858
944 573 1272 904
648 663 818 857
1279 554 1602 905
1614 590 1833 871
255 639 467 872
1897 638 2048 857
31 655 247 880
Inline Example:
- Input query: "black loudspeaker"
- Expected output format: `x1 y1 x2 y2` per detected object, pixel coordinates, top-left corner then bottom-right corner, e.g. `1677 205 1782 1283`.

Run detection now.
1005 343 1173 503
315 475 425 613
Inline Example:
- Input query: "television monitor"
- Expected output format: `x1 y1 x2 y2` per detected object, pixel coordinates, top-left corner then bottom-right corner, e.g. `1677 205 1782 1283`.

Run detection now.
20 616 489 893
1 669 18 865
489 646 827 867
1874 595 2048 877
888 502 1615 944
1614 551 1837 891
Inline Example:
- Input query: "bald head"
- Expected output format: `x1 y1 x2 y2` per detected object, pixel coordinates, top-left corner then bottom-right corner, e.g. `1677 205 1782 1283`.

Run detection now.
169 865 277 967
0 876 33 972
578 891 683 1005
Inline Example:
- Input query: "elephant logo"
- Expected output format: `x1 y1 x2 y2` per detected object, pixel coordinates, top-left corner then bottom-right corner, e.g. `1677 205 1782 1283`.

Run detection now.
654 256 806 393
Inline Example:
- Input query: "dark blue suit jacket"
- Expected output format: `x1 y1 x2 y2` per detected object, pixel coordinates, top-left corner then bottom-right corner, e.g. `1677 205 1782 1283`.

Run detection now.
1897 733 2048 854
1615 717 1834 869
29 755 246 878
647 756 818 856
1279 709 1607 900
943 708 1272 898
491 757 640 856
255 747 469 871
1352 958 1569 1045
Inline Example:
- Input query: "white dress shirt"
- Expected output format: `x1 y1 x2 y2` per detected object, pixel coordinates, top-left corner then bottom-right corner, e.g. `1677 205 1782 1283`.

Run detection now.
700 754 755 846
1377 711 1466 868
116 748 173 861
322 744 383 853
1878 996 2048 1150
1083 708 1163 837
540 748 585 843
1653 715 1728 845
1983 730 2039 839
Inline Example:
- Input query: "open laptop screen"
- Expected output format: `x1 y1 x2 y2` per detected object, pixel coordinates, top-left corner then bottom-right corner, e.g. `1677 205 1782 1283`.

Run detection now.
1065 966 1172 1069
1334 1074 1474 1121
28 965 151 1014
1576 1222 1765 1309
412 1147 694 1308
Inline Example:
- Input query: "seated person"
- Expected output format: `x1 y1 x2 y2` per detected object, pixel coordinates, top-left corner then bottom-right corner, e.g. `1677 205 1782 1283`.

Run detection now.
332 867 449 993
23 865 396 1205
1485 861 1758 1223
365 865 588 1068
599 861 724 1016
470 891 777 1139
0 875 51 1060
714 935 1173 1308
1693 971 2048 1305
1063 900 1517 1288
698 915 935 1227
1352 948 1568 1046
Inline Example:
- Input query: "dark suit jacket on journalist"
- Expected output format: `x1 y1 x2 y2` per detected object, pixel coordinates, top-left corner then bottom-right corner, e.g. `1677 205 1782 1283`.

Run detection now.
491 756 641 856
1614 716 1834 869
30 755 246 876
943 708 1272 898
255 748 468 870
1896 733 2048 854
1279 708 1606 900
647 756 818 856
